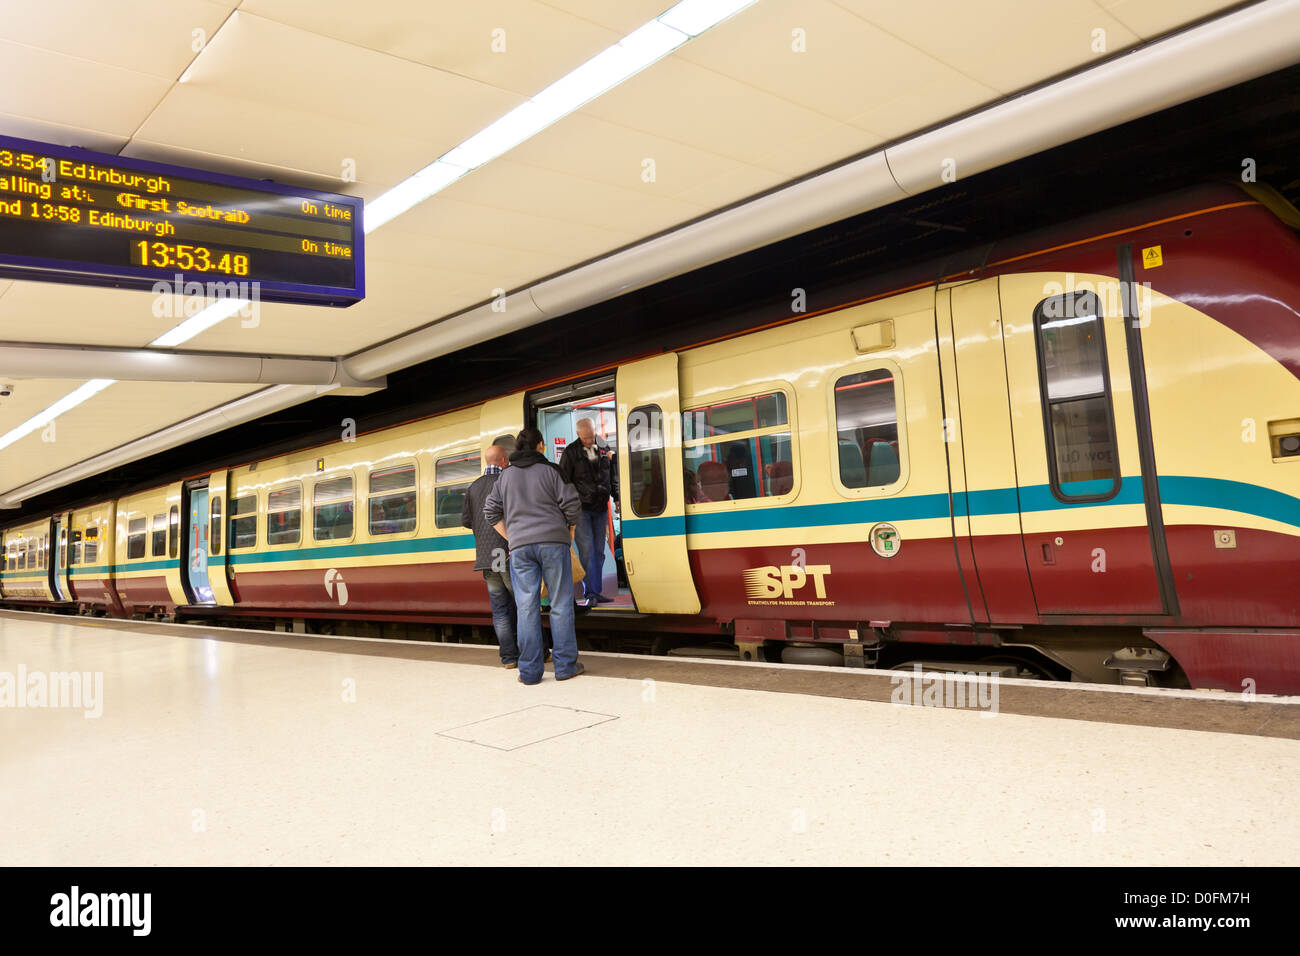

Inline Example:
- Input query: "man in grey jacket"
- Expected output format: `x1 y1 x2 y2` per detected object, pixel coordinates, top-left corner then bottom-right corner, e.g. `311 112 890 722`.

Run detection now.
484 427 583 684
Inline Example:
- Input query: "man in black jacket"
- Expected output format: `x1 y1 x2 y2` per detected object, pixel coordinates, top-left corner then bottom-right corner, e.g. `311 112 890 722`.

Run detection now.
461 441 519 667
559 417 616 605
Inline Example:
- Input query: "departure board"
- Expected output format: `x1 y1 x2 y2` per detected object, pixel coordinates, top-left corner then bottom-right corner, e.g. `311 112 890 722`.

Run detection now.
0 134 364 306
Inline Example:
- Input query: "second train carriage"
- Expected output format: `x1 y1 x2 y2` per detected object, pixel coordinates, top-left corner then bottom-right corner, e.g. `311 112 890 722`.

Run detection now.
3 183 1300 693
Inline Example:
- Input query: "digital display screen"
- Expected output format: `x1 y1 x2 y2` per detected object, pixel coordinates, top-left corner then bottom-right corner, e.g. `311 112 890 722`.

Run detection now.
0 133 364 306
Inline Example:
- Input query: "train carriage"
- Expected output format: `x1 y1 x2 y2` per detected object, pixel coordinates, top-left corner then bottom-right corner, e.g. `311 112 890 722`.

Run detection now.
66 501 120 615
4 182 1300 694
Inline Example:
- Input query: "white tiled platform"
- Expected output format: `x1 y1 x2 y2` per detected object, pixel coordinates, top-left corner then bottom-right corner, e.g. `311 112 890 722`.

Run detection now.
1 611 1298 866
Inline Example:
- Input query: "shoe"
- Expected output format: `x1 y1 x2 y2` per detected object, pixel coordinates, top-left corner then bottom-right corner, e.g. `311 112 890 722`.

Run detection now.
503 661 518 669
545 649 552 663
556 662 585 681
594 594 614 604
518 675 540 685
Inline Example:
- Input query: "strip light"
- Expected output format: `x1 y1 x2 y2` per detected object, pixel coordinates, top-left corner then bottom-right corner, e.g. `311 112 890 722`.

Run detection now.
3 0 758 457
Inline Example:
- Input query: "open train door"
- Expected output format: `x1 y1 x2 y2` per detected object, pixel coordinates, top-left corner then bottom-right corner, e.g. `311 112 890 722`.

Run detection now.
616 353 701 614
205 470 236 607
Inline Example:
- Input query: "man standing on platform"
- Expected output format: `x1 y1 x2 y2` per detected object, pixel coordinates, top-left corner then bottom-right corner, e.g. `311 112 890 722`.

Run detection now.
560 416 616 607
484 427 584 684
462 440 519 668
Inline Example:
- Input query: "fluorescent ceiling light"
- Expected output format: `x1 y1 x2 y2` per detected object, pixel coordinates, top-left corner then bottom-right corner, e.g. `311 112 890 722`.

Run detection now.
149 297 250 348
0 378 115 453
659 0 759 37
364 160 470 234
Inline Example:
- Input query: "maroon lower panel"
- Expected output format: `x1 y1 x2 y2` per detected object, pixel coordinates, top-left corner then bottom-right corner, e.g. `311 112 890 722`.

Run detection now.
1148 629 1300 695
231 561 488 614
116 576 174 613
1022 524 1164 614
691 537 971 625
1165 525 1300 627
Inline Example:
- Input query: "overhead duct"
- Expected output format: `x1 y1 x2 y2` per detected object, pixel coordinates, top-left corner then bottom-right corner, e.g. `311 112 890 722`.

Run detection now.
0 343 385 390
7 0 1300 505
342 0 1300 382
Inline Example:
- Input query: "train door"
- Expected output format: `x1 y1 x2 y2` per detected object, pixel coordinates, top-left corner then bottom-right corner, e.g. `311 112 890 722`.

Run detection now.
529 374 627 605
49 514 69 601
206 471 236 606
998 270 1174 615
181 480 216 605
616 353 702 614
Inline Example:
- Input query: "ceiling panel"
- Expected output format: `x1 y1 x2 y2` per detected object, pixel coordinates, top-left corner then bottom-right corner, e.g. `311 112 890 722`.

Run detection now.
0 282 177 348
1100 0 1242 39
0 0 235 80
833 0 1140 94
578 54 872 171
531 0 679 34
0 39 170 138
243 0 622 97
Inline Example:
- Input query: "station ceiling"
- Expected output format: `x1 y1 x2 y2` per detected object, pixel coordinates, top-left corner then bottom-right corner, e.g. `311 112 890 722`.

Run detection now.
0 0 1262 499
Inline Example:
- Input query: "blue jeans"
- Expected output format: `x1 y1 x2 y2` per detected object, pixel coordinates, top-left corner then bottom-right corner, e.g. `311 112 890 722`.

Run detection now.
510 542 579 683
482 569 518 664
573 507 608 598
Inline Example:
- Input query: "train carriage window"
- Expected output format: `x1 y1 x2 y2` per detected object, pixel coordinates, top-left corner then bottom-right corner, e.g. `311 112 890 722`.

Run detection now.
127 517 147 560
267 483 303 545
84 528 98 564
681 390 794 503
70 529 83 566
229 494 258 549
16 540 25 571
151 514 167 556
434 453 479 530
628 405 667 517
369 462 417 535
168 506 180 559
1034 291 1121 501
834 369 901 489
313 476 354 541
210 497 223 556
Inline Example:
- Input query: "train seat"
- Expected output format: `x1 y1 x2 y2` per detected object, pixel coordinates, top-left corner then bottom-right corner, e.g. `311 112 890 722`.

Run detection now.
698 461 730 501
765 460 793 495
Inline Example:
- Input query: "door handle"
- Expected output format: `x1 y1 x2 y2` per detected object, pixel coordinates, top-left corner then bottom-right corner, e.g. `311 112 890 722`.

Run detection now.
1040 542 1055 565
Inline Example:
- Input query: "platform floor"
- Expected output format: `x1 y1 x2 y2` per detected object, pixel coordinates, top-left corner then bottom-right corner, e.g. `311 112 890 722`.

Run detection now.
2 609 1298 866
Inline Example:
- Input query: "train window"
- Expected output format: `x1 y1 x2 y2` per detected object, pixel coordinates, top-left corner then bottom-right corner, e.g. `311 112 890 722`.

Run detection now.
229 494 258 549
210 497 223 556
16 540 25 571
70 529 83 566
627 405 667 517
151 513 167 556
1034 292 1121 501
434 453 479 530
85 528 99 564
127 516 147 560
682 389 794 503
370 462 417 535
834 369 901 489
168 506 180 559
267 483 303 545
313 476 354 540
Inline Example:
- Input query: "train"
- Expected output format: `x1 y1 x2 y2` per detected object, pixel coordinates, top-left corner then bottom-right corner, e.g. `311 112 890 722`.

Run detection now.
4 181 1300 694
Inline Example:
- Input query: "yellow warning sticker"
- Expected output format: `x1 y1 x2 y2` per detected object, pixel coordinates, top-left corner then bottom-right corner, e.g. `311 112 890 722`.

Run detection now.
1141 245 1163 268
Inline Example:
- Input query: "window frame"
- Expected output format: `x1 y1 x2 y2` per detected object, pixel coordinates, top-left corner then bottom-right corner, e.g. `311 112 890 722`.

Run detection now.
312 472 356 543
150 513 168 557
367 459 419 538
84 527 100 565
210 495 223 556
681 383 799 510
126 515 148 561
626 404 668 518
266 480 304 548
1032 291 1123 504
228 491 259 551
827 358 909 499
432 450 480 531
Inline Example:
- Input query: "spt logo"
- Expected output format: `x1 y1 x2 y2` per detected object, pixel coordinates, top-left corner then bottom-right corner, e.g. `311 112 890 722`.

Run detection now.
324 568 348 606
743 564 831 602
